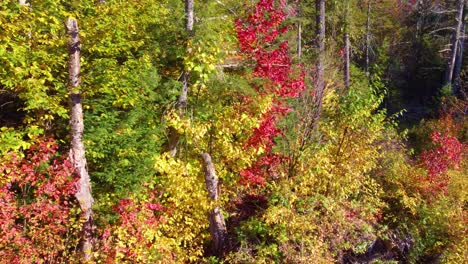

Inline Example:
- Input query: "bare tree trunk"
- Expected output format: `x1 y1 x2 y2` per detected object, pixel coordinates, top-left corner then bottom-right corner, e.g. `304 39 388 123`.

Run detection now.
297 1 302 58
365 0 372 76
201 153 227 256
415 0 424 40
453 3 466 94
313 0 326 125
344 32 351 88
166 0 194 157
298 21 302 58
411 0 426 80
179 0 194 110
66 18 94 262
445 0 465 93
344 0 351 88
186 0 194 33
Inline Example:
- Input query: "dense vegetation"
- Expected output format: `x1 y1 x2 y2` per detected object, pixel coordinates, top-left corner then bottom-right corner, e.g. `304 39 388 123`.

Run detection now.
0 0 466 263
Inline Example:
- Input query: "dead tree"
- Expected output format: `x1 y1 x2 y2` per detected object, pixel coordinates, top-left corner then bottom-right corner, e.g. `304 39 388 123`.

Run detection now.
365 0 372 76
445 0 465 94
297 1 302 58
166 0 194 156
201 153 227 256
312 0 326 126
344 0 351 88
66 18 94 262
453 2 467 94
344 32 351 87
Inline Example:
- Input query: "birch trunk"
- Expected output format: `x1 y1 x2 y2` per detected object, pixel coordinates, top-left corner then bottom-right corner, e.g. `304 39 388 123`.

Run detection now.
313 0 326 125
178 0 194 111
201 153 227 256
344 0 350 88
297 1 302 58
445 0 465 93
344 32 351 88
298 21 302 58
166 0 194 156
66 18 94 262
453 3 466 94
365 0 372 76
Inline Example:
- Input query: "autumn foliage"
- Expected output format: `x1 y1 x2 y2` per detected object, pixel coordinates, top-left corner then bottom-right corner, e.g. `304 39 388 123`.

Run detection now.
418 116 465 197
0 0 467 263
236 0 304 186
0 138 80 263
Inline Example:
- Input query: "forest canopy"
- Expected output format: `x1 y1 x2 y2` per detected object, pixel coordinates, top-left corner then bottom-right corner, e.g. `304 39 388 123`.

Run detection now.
0 0 466 263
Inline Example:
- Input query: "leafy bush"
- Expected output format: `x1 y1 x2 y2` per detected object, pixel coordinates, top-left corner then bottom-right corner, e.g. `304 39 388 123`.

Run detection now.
0 138 81 263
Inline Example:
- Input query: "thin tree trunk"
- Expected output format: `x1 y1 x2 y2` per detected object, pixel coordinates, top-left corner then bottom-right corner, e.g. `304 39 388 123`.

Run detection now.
201 153 227 256
344 32 351 88
298 21 302 58
66 18 94 262
344 0 351 88
415 0 424 40
453 3 466 94
445 0 465 92
411 0 426 81
297 1 302 58
365 0 372 76
313 0 325 126
186 0 194 33
166 0 194 157
179 0 194 110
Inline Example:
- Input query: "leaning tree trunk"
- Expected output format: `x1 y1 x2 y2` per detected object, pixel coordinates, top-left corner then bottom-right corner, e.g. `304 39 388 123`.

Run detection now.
445 0 465 93
166 0 194 157
66 18 94 262
453 3 467 94
312 0 326 126
201 153 227 256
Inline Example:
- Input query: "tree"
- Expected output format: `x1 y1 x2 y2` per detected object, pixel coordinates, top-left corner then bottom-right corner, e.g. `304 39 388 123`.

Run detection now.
365 0 372 75
166 0 195 156
445 0 466 94
344 0 351 88
313 0 326 124
201 153 227 256
453 1 467 94
66 18 94 261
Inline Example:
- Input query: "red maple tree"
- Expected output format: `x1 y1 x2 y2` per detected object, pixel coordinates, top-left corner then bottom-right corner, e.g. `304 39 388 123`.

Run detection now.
236 0 305 186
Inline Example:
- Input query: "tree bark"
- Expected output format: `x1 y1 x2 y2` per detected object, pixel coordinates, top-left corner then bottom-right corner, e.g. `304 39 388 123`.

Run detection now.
344 0 351 88
453 2 466 94
179 0 194 110
186 0 194 34
166 0 194 157
201 153 227 256
365 0 372 76
313 0 326 126
344 32 351 88
298 21 302 58
66 18 94 262
297 1 302 58
445 0 465 93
